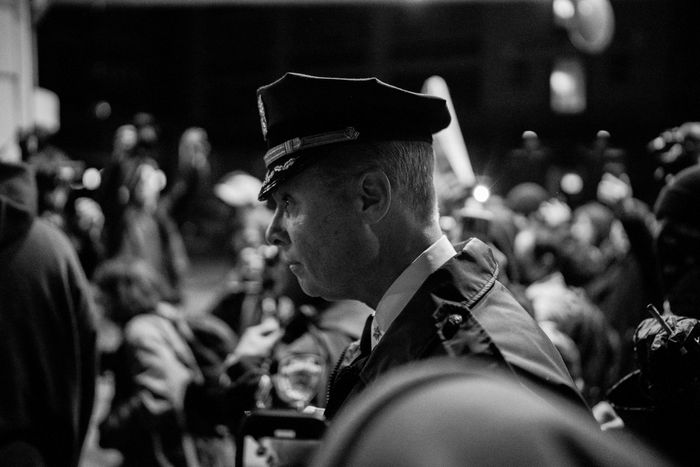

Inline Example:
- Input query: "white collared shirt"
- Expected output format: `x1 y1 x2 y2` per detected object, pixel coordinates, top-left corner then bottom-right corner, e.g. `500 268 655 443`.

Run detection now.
371 235 457 349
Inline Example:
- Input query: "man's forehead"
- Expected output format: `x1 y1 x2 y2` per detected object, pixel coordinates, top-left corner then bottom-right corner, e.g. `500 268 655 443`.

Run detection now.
268 165 326 200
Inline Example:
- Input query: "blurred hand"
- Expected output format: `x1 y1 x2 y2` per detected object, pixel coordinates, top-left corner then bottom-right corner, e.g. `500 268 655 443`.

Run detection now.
234 317 283 359
592 400 624 431
597 172 632 207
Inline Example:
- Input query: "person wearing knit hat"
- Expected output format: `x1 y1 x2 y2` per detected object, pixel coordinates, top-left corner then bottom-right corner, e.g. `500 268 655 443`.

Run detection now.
653 164 700 318
256 72 587 423
654 164 700 230
605 165 700 465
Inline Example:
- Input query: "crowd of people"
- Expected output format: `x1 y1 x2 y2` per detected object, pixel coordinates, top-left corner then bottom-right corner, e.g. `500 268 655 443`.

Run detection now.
2 72 700 467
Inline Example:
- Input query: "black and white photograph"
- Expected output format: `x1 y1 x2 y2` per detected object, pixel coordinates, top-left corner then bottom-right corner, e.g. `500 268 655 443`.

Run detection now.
1 0 699 465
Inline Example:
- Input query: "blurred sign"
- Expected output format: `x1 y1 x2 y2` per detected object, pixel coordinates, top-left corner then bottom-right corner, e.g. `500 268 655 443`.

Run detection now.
422 75 476 189
33 87 60 134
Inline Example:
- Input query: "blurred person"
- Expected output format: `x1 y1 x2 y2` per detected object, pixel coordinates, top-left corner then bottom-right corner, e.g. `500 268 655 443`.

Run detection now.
312 358 670 467
0 160 97 466
451 196 533 316
99 124 141 257
18 125 67 166
256 73 586 420
513 226 620 405
28 154 106 279
594 171 664 376
501 130 554 195
649 122 700 185
504 181 552 231
212 171 271 264
605 165 700 465
267 259 372 410
113 158 189 302
160 127 216 250
562 200 652 352
208 172 276 336
132 112 163 167
94 258 282 467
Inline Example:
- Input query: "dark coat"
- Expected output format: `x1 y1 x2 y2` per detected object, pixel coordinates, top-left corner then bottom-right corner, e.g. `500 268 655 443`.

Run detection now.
0 162 97 466
325 238 587 420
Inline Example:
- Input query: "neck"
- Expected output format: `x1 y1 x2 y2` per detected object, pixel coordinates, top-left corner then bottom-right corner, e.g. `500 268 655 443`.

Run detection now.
360 216 443 309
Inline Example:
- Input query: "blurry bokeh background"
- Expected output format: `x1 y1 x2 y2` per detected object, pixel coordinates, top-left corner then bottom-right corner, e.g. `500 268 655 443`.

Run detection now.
33 0 700 206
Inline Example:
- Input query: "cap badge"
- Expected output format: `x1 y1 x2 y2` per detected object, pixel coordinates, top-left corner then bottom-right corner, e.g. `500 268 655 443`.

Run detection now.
257 94 268 139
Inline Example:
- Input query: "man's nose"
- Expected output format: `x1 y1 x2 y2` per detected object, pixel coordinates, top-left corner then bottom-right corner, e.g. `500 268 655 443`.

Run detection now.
266 210 288 247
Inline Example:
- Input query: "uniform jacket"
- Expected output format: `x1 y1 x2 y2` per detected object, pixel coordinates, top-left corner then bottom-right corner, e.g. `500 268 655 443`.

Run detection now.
325 238 587 419
0 162 97 466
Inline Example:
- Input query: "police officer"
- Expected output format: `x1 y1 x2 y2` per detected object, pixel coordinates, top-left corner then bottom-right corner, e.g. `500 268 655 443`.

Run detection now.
256 72 587 419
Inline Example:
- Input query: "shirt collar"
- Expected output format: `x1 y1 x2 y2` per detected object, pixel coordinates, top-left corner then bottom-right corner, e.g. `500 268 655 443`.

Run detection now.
374 235 457 335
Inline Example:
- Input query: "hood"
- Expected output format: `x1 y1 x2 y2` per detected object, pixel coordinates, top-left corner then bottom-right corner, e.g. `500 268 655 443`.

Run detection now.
0 161 37 247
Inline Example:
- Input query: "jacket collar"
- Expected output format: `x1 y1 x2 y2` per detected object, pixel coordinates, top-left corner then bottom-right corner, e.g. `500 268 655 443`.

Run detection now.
358 238 498 383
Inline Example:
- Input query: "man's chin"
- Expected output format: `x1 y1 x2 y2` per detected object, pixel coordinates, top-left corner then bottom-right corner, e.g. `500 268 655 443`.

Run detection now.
298 280 321 298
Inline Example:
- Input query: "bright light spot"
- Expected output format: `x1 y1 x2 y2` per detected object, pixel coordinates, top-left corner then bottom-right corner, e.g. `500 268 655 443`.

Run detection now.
553 0 576 20
82 167 102 190
550 58 586 114
473 184 491 203
561 173 584 195
94 101 112 120
550 71 576 95
650 136 666 151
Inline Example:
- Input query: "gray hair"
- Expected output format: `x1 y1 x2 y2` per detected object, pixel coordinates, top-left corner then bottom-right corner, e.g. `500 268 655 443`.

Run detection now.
315 140 438 224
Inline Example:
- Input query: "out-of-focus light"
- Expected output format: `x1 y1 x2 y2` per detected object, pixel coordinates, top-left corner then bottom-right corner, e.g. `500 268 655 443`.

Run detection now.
94 101 112 120
550 71 576 95
473 184 491 203
649 136 666 152
560 172 584 195
82 167 101 190
553 0 575 21
550 57 586 114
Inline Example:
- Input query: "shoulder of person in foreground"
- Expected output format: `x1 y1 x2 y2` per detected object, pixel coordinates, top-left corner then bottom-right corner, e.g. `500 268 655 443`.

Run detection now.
313 357 672 467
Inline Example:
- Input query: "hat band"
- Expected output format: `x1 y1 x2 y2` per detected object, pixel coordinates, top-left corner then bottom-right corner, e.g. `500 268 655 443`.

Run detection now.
264 127 360 167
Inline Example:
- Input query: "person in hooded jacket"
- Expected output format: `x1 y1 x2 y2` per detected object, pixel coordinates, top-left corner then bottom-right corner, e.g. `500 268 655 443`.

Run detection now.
606 164 700 466
0 160 97 466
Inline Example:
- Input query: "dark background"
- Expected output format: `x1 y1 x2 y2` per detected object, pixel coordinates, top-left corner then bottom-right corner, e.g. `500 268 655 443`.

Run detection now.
36 0 700 204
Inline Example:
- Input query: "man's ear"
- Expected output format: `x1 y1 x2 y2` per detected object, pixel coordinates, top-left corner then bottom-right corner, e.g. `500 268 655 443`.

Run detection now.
356 170 391 223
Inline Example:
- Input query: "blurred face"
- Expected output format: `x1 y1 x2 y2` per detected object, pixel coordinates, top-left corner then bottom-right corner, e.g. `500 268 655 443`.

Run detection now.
179 129 209 162
115 125 138 152
265 166 372 301
134 164 163 207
